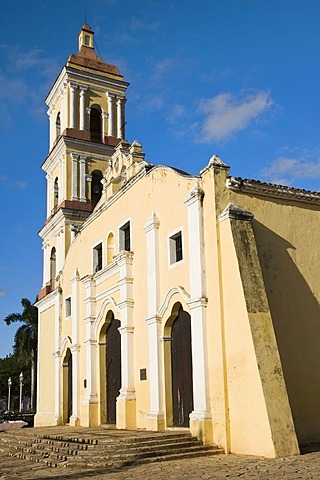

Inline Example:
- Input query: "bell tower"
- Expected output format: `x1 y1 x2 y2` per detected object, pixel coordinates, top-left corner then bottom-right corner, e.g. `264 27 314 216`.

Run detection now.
38 24 129 299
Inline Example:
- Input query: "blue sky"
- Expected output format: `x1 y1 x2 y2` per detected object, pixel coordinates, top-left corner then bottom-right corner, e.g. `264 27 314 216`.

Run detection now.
1 0 320 357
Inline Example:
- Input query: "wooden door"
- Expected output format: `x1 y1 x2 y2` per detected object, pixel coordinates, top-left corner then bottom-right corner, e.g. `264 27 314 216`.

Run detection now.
106 316 121 424
67 353 73 421
171 308 194 427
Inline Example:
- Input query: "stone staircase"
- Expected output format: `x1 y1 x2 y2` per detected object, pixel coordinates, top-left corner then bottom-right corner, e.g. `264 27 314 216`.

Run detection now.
0 427 224 470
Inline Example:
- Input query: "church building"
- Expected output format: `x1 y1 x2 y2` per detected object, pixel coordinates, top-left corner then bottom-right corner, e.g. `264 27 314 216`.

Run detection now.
35 25 320 458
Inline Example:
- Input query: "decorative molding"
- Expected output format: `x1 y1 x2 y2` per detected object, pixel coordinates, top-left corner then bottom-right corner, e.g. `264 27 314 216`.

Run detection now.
219 203 254 222
184 183 204 206
157 286 191 318
118 326 134 334
187 297 208 309
145 315 161 325
226 176 320 205
144 212 160 233
93 296 120 338
60 336 72 356
200 154 229 175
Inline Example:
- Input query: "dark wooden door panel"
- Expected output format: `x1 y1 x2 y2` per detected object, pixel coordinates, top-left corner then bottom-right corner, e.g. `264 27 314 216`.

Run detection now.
106 317 121 424
171 308 193 427
68 353 73 421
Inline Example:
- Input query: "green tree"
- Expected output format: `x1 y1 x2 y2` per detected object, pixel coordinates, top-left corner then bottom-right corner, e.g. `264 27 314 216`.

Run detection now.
4 298 38 411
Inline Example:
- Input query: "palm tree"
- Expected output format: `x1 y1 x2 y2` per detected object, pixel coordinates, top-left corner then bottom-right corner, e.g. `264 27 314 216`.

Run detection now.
4 298 38 411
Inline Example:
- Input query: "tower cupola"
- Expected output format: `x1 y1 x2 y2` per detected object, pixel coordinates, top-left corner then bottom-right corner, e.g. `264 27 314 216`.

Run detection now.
78 24 94 50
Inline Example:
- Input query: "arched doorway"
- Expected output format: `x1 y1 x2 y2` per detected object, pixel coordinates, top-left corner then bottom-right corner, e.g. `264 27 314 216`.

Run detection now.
106 313 121 424
63 348 73 423
170 304 194 427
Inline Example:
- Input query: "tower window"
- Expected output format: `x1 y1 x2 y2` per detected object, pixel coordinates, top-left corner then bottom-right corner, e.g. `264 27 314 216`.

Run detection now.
84 35 90 46
93 243 103 273
119 221 131 252
50 247 56 284
91 170 103 209
53 177 59 209
56 112 61 138
169 231 183 265
90 107 102 143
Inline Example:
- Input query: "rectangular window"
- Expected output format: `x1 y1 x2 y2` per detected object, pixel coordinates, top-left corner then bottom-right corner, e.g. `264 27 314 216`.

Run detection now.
169 231 183 265
119 221 131 251
65 297 71 317
93 242 103 272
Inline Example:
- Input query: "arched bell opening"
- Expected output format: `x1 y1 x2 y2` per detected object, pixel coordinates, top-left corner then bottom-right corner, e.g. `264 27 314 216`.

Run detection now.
56 112 61 139
50 247 56 289
90 106 102 143
53 177 59 210
91 170 103 209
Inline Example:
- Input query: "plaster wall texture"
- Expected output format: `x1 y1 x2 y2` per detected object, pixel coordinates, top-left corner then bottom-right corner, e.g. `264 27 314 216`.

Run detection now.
35 24 320 457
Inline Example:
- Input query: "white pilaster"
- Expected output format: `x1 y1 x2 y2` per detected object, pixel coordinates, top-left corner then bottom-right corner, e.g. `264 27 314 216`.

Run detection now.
144 213 164 428
54 290 62 423
48 107 55 150
107 93 114 136
82 275 99 426
56 226 64 274
58 156 64 204
46 173 52 218
116 97 123 138
70 268 80 430
69 83 77 129
185 185 212 440
42 241 49 286
79 87 87 130
115 251 136 429
72 153 78 201
79 155 87 202
102 112 108 141
60 84 67 132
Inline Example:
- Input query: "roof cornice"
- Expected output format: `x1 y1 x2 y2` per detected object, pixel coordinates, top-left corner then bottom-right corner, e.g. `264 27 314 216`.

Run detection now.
227 176 320 205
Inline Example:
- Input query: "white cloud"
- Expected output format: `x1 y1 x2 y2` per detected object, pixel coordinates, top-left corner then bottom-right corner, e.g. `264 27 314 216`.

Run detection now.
167 104 187 124
11 180 27 190
151 58 177 83
198 91 273 143
0 289 6 299
0 176 27 189
261 152 320 185
137 94 164 113
0 46 60 129
129 16 160 31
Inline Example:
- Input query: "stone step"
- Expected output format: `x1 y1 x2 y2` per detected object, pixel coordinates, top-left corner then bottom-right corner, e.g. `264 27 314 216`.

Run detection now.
0 428 223 470
2 437 210 462
1 433 203 453
91 444 218 462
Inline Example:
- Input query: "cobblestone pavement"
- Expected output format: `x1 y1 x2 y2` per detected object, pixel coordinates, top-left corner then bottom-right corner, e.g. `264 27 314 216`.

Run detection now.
2 449 320 480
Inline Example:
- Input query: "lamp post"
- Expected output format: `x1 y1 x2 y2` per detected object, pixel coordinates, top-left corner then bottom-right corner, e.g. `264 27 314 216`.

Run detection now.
7 377 12 413
19 372 24 413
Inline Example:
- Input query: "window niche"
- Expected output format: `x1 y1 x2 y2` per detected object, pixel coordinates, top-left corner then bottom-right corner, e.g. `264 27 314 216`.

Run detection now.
93 243 103 273
119 221 131 252
65 297 71 317
169 231 183 265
